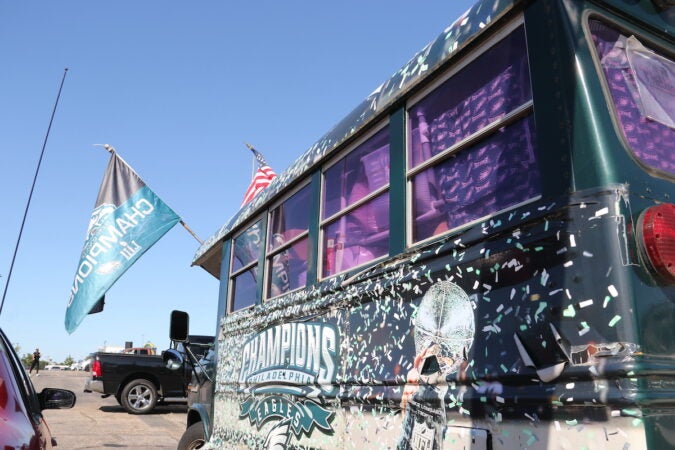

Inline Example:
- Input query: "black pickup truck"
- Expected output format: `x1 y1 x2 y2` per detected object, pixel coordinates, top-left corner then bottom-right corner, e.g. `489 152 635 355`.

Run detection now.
84 336 213 414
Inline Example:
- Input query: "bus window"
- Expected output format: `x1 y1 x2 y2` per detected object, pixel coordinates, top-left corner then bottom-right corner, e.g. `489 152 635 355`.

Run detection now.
321 126 390 277
589 19 675 177
230 220 262 311
266 184 311 298
408 25 540 243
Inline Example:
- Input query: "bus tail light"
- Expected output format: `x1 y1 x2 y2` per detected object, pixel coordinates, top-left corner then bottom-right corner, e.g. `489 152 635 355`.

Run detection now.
92 359 102 378
637 203 675 283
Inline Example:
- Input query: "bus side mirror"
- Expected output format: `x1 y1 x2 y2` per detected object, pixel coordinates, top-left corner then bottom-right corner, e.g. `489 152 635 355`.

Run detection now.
163 348 185 371
170 310 189 343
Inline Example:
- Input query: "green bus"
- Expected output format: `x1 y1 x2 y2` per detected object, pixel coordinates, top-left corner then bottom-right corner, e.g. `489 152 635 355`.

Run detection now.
168 0 675 448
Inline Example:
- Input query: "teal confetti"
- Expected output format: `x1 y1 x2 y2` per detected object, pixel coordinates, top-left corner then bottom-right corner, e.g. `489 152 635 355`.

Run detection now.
535 301 548 317
603 296 611 308
609 315 622 327
563 305 576 318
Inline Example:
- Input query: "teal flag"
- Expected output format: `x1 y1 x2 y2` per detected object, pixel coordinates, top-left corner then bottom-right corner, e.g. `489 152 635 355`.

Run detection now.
65 151 180 333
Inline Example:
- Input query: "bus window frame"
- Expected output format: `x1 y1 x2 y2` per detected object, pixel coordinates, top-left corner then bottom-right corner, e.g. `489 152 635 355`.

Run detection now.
264 180 313 301
404 16 542 247
228 216 266 313
583 10 675 182
319 120 391 280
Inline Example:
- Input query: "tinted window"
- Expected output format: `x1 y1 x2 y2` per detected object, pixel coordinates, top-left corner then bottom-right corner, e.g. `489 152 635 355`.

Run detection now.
408 26 540 242
322 127 390 277
230 221 263 311
589 19 675 177
267 185 312 297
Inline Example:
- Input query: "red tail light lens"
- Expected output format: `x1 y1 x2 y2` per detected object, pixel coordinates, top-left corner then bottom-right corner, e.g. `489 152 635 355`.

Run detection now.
638 203 675 283
92 359 102 378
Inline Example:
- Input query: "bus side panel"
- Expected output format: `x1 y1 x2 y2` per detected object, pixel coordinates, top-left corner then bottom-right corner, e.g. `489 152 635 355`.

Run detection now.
208 311 347 449
206 187 661 449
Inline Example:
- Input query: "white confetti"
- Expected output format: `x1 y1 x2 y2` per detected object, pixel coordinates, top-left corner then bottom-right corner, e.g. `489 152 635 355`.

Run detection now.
608 285 619 297
595 207 609 217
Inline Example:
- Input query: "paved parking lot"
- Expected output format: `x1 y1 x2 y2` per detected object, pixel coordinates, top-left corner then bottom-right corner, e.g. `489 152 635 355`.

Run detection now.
32 370 187 449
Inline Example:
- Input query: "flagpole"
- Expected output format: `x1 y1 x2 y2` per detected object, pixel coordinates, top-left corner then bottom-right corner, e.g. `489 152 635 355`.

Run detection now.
0 68 69 317
244 142 255 180
93 144 204 245
180 220 203 244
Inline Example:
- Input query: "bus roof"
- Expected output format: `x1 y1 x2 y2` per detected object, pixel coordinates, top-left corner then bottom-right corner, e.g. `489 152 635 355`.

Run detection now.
192 0 521 277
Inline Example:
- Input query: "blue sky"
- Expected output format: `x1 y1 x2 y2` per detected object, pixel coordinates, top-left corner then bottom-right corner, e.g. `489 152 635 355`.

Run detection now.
0 1 475 363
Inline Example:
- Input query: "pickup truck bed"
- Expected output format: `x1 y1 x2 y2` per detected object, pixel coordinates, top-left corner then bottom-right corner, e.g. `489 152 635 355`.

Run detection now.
84 336 213 414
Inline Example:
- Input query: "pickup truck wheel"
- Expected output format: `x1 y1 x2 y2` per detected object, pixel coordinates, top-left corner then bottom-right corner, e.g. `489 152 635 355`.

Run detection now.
120 379 157 414
178 422 205 450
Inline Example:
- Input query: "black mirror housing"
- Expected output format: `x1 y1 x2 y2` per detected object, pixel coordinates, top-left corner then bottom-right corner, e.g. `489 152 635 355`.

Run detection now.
39 388 76 410
163 348 185 371
170 310 189 342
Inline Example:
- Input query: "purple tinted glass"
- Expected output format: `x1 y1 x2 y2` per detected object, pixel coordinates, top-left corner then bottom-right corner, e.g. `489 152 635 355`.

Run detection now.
267 237 309 297
589 20 675 176
232 221 262 272
322 193 389 277
413 117 540 242
232 268 257 311
409 26 531 169
323 127 390 219
268 184 311 252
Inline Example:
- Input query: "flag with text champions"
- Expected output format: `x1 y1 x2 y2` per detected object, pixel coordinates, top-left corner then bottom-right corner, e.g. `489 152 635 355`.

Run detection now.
65 152 180 333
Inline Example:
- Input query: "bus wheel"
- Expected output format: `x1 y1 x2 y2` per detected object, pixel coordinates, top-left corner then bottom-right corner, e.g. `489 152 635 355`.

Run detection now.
178 422 205 450
120 379 157 414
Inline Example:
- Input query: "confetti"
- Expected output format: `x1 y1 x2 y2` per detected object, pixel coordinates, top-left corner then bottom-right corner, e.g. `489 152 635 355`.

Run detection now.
563 305 576 318
603 296 612 308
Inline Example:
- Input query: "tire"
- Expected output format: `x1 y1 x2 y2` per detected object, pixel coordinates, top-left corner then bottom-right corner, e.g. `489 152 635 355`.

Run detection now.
120 379 157 414
178 422 206 450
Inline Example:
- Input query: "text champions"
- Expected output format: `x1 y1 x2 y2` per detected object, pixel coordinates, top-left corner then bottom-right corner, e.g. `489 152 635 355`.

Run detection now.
68 198 156 305
239 322 338 389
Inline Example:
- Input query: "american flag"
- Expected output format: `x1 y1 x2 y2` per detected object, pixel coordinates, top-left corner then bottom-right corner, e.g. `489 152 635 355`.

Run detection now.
241 145 277 206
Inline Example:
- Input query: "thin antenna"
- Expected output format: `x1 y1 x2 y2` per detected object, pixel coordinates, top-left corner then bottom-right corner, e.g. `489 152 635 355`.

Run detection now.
0 68 69 317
